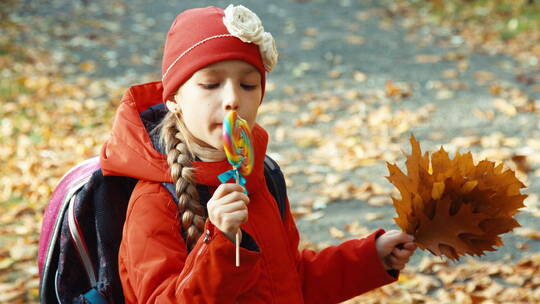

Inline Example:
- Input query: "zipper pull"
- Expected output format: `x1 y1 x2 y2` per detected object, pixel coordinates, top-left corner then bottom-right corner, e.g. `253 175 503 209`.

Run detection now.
203 229 211 243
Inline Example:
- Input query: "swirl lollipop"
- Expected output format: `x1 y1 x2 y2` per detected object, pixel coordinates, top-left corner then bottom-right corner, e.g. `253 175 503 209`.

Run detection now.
219 110 254 267
222 110 254 177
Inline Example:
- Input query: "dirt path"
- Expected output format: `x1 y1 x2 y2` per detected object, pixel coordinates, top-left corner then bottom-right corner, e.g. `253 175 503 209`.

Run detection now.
14 0 540 269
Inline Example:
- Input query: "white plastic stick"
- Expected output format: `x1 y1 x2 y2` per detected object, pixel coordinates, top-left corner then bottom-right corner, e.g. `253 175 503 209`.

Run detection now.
235 170 241 267
236 230 240 267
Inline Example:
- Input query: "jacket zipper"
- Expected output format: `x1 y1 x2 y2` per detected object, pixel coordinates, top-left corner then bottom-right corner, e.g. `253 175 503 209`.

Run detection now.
177 237 209 291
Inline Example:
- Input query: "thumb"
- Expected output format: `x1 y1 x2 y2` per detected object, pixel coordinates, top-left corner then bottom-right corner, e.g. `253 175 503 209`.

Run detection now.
386 232 414 248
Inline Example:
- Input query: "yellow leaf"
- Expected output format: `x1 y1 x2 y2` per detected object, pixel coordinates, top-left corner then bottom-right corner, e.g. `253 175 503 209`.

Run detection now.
431 182 445 200
415 54 441 64
397 272 413 283
345 35 364 45
460 180 478 194
329 226 345 239
80 61 96 72
353 71 367 82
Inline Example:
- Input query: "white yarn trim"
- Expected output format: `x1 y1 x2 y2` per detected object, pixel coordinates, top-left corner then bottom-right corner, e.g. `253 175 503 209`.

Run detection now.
162 34 235 81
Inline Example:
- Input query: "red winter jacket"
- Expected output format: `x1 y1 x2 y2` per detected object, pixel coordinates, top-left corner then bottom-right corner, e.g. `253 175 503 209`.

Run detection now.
100 81 397 303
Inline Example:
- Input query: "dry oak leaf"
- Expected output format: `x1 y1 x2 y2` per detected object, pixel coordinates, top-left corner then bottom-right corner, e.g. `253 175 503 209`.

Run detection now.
386 135 526 260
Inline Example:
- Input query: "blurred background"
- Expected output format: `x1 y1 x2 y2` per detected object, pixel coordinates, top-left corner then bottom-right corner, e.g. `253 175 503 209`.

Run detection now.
1 0 539 302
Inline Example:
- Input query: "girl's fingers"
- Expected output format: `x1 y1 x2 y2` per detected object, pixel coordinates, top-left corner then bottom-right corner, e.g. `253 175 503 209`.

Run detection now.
221 209 249 228
380 235 416 270
402 242 417 251
391 248 407 258
216 200 248 214
390 253 410 266
385 232 414 248
217 188 250 205
213 183 247 200
391 247 416 263
387 255 405 270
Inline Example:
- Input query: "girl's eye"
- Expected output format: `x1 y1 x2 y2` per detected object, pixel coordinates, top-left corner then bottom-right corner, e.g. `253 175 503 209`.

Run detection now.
200 83 219 89
241 84 257 90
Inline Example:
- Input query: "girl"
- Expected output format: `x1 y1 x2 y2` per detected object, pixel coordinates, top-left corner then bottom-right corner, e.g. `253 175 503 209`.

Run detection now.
100 5 417 303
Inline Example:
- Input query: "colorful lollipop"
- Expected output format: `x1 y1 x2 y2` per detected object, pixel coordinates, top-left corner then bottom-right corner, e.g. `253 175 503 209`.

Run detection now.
222 110 254 176
219 110 254 267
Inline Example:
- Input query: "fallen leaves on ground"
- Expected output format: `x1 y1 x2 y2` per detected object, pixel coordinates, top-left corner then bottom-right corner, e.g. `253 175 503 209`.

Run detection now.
2 0 540 303
389 0 540 66
0 2 142 301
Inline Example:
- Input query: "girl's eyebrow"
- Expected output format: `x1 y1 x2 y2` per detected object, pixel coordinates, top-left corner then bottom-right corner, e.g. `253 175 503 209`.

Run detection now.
239 66 258 74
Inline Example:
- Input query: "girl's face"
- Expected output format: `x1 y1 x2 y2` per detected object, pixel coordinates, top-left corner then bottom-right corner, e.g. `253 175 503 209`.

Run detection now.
175 60 263 151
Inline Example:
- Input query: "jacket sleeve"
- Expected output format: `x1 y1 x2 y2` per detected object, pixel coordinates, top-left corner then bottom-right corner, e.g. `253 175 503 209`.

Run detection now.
282 197 398 304
119 183 261 303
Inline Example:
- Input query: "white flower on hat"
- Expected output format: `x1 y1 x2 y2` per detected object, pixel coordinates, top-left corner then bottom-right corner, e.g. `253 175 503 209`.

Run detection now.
223 4 278 72
259 32 278 72
223 5 264 43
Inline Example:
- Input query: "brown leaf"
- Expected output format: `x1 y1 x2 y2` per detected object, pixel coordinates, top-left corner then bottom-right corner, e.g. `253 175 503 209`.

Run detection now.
329 226 346 239
431 182 445 200
345 221 369 237
79 61 95 72
365 213 384 221
415 54 441 64
327 70 342 79
493 98 517 116
345 35 364 45
441 69 459 79
474 71 495 82
516 228 540 240
353 71 367 82
304 27 318 36
367 195 392 206
415 197 490 260
387 135 527 260
511 154 531 173
385 81 412 98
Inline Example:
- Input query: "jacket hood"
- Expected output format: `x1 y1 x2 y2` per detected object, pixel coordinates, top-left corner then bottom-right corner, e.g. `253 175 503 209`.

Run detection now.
100 81 268 190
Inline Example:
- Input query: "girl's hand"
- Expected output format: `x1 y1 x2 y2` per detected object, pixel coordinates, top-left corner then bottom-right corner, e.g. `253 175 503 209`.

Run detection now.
375 230 417 271
207 183 250 243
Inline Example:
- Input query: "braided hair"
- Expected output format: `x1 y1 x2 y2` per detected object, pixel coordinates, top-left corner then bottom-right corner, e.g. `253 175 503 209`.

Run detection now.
157 111 207 251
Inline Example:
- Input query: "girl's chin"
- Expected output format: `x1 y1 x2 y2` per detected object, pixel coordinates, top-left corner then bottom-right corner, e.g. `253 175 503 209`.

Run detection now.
207 138 225 151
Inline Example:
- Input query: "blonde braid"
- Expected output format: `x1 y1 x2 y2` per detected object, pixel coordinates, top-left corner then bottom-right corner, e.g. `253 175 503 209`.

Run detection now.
160 111 207 251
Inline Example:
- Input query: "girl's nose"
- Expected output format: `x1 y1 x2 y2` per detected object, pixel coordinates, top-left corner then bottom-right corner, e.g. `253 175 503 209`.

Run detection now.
222 81 240 111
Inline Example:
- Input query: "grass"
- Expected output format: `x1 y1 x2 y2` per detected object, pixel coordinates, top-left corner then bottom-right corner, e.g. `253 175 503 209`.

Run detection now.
0 78 29 102
412 0 540 39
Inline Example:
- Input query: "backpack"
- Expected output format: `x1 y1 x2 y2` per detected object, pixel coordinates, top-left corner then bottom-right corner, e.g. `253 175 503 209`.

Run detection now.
37 104 288 304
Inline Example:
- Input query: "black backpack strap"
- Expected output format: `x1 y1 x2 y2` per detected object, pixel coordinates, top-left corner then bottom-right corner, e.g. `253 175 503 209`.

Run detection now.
162 155 288 221
263 155 288 220
162 183 211 209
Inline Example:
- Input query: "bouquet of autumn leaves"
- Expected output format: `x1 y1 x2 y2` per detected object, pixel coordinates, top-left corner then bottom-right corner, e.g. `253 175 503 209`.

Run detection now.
386 136 527 260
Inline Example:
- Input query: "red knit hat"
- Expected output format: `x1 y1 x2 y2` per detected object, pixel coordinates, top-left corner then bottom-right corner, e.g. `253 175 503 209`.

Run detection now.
161 6 275 102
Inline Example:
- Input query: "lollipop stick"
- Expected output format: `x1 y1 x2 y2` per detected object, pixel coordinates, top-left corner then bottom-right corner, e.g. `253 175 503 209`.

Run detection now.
235 169 241 267
236 230 240 267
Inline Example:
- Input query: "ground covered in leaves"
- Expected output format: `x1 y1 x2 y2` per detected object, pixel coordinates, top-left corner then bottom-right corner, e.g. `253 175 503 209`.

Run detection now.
1 0 540 303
